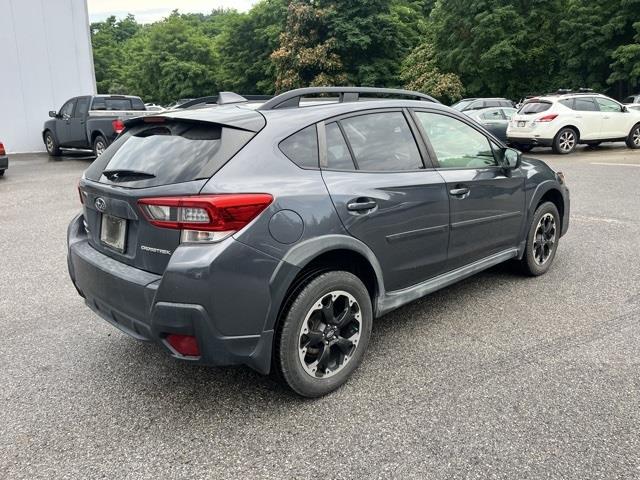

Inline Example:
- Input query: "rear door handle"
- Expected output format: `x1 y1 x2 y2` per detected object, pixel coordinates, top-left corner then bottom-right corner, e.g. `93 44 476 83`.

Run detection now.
449 187 470 197
347 199 377 212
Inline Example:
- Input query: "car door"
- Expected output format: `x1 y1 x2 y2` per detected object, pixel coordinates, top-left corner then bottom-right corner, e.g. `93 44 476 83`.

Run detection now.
320 109 450 291
595 97 628 138
67 96 91 147
56 98 77 146
412 110 525 269
571 97 603 140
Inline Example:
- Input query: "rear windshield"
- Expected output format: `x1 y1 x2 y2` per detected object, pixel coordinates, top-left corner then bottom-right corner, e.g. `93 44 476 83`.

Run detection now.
92 97 146 111
85 120 255 188
519 101 551 115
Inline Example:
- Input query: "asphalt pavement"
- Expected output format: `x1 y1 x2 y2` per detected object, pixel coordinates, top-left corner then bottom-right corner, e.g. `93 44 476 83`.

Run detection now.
0 145 639 479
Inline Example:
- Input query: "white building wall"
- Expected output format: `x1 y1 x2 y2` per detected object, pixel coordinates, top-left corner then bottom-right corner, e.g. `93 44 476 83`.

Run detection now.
0 0 96 153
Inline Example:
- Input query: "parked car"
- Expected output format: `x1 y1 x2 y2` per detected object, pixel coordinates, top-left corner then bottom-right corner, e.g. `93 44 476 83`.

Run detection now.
451 97 515 112
0 141 8 176
622 94 640 104
43 95 148 158
465 107 517 142
68 87 570 397
144 103 166 112
507 92 640 154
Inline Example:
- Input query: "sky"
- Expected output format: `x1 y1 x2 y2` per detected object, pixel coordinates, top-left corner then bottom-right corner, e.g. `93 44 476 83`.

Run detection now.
87 0 259 23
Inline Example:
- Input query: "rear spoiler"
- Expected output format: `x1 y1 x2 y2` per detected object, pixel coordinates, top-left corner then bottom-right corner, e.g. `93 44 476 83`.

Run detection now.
123 107 266 133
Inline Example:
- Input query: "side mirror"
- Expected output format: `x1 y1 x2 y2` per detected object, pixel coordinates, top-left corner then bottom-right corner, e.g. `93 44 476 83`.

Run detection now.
622 105 628 113
49 110 58 118
501 147 521 169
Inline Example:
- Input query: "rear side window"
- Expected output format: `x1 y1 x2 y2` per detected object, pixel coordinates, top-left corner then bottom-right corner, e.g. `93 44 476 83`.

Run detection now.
573 97 598 111
339 112 423 171
74 97 90 117
325 123 355 170
519 102 551 115
559 99 574 109
131 98 146 110
279 125 319 169
485 100 500 108
499 100 513 107
85 121 256 187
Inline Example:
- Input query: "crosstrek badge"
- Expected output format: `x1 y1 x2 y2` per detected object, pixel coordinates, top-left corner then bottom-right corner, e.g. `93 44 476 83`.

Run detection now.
140 245 172 255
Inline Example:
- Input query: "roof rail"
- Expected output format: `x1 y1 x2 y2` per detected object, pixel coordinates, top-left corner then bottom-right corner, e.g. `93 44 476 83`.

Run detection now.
548 88 596 96
258 87 440 110
177 93 274 109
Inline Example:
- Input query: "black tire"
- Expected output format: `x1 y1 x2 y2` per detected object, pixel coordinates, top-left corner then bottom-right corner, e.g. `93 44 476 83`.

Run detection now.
0 170 4 176
275 271 373 398
625 123 640 149
44 131 61 156
552 127 578 154
93 135 108 158
520 201 561 276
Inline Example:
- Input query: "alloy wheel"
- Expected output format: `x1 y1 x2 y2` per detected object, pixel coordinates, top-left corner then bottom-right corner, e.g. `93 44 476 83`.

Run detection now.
558 131 575 152
95 141 106 157
533 213 557 265
633 127 640 147
46 135 54 153
298 290 362 379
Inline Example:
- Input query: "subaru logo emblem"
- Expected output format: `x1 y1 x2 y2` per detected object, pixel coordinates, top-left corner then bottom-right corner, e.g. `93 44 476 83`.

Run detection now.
95 197 107 212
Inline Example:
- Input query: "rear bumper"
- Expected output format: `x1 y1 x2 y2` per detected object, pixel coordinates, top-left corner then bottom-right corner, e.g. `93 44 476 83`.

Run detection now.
507 136 553 147
0 155 8 170
67 214 293 374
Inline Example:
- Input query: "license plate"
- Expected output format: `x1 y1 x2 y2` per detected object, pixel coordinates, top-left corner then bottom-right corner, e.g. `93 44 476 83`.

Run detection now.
100 214 127 252
518 121 526 127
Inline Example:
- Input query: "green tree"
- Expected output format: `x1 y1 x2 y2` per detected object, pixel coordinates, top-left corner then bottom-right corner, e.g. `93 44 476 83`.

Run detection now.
271 1 347 91
401 42 464 103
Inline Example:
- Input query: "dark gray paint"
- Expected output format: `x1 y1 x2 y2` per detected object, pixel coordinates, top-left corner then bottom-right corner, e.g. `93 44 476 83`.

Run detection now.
68 95 570 374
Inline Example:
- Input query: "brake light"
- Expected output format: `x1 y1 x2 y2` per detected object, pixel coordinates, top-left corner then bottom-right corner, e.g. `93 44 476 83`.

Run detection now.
138 194 273 243
0 142 5 155
112 119 125 134
536 114 558 123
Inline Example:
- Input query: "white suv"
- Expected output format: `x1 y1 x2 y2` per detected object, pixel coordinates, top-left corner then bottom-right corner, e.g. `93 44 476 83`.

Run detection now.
507 93 640 154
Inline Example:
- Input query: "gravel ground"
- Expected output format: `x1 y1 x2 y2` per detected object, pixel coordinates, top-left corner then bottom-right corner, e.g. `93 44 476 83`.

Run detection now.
0 145 639 479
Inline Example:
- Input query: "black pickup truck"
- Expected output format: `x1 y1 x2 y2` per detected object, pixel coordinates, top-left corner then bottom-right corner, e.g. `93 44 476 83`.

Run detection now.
43 95 148 157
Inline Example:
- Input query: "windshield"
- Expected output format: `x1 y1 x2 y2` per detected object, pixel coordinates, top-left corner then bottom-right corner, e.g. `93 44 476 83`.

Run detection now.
451 100 473 111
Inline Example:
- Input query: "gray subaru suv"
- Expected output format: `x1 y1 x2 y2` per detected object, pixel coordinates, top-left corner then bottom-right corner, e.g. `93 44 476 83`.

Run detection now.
68 87 570 397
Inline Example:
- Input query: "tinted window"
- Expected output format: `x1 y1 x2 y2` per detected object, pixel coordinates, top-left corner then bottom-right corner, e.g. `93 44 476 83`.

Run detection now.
60 100 75 117
559 99 574 109
91 97 135 111
279 125 319 169
623 96 635 104
499 100 513 107
595 97 622 112
451 100 473 111
416 112 497 169
131 98 146 110
485 100 500 108
519 102 551 114
74 97 90 117
325 123 355 170
340 112 423 171
573 97 598 111
85 121 256 188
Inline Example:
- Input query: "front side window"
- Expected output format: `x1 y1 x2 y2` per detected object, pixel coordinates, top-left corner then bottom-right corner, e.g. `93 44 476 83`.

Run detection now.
339 112 423 171
595 97 622 112
415 112 497 169
573 97 598 112
480 109 503 121
279 125 319 169
60 100 75 118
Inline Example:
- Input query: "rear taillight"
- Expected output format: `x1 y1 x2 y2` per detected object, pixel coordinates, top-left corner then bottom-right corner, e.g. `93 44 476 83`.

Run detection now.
536 114 558 123
0 142 5 155
112 119 125 134
138 194 273 243
166 334 200 357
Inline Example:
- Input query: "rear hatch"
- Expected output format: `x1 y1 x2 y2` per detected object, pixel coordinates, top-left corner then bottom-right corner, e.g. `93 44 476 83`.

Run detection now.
79 106 265 275
511 100 553 133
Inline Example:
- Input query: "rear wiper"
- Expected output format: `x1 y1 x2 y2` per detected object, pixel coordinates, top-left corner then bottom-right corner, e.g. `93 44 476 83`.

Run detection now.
102 169 156 182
